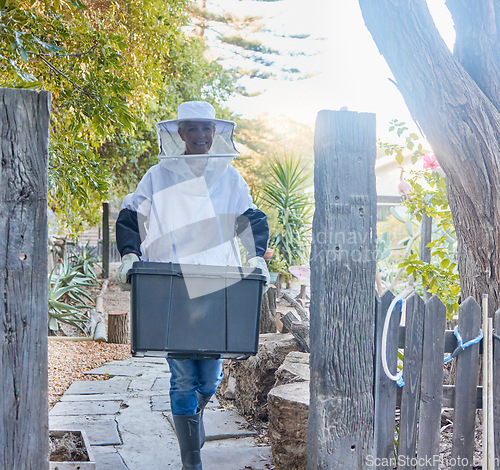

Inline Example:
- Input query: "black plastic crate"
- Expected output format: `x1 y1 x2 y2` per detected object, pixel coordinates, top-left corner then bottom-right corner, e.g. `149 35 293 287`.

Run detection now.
129 262 266 359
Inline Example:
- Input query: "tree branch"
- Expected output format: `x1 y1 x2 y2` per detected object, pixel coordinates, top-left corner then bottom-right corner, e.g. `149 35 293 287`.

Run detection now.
37 55 92 98
446 0 500 110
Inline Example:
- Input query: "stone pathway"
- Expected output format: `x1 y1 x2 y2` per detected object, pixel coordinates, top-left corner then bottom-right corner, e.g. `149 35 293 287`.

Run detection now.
49 356 272 469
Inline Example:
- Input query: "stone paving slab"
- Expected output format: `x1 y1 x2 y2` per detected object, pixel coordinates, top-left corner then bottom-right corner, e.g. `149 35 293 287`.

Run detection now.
202 446 273 470
108 356 168 366
90 447 128 470
150 394 170 412
201 447 273 470
151 376 171 391
114 396 180 469
60 393 126 402
65 379 130 395
167 408 257 441
50 400 122 416
49 416 121 446
84 364 151 377
128 371 170 392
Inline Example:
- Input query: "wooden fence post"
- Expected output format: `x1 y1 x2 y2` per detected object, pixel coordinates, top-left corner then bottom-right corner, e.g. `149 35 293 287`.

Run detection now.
417 295 446 469
451 297 482 470
0 88 50 469
306 110 377 469
374 290 401 469
494 309 500 470
102 201 109 279
398 294 426 470
420 213 432 301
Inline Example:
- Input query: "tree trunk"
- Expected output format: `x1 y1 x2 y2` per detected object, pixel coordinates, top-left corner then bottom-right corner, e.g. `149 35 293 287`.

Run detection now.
358 0 500 315
260 285 277 333
108 311 128 344
306 110 377 469
0 88 50 469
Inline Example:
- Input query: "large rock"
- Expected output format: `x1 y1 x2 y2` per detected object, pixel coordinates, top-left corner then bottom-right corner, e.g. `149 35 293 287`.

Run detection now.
268 381 309 470
220 333 298 420
274 351 310 387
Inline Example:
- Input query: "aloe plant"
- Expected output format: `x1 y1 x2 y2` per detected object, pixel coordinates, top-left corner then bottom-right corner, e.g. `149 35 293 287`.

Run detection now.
261 152 313 268
48 256 97 334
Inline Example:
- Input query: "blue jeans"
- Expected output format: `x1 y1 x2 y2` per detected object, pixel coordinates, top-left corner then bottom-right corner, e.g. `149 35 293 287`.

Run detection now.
167 358 223 415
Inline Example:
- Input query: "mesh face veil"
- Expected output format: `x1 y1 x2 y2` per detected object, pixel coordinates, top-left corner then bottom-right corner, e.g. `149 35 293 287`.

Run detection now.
155 101 239 159
154 101 239 191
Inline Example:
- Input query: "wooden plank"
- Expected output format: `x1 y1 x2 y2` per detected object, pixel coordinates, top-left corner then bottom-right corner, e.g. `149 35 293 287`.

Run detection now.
494 310 500 470
397 385 482 409
487 317 495 469
451 296 481 470
482 295 489 470
419 214 432 301
0 88 50 469
417 296 446 469
374 290 401 469
306 110 377 469
377 195 403 204
397 293 426 470
398 327 484 355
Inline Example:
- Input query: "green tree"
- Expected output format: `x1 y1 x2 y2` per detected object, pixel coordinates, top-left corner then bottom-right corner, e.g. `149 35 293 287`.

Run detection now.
380 122 459 316
259 152 313 268
189 0 315 92
0 0 233 234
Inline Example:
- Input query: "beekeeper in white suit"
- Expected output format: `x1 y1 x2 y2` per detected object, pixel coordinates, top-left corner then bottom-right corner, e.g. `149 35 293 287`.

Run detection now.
115 101 270 470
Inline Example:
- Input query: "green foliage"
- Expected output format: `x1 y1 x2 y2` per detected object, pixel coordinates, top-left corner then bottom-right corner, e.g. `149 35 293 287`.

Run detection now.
266 248 287 274
0 0 233 235
379 122 459 317
260 152 313 268
69 242 99 282
48 256 97 334
189 0 315 87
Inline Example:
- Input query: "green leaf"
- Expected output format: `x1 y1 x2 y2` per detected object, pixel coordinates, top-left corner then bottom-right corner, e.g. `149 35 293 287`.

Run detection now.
395 151 404 166
19 47 29 63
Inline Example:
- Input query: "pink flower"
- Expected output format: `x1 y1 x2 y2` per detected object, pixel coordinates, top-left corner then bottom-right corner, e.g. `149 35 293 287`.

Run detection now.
423 154 440 170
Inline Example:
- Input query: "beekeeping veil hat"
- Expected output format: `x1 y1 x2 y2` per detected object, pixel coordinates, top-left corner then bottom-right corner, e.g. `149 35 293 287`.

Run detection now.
156 101 239 159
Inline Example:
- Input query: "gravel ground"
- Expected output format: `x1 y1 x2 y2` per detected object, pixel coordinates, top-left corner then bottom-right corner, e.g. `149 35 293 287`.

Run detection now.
48 340 131 409
48 270 132 409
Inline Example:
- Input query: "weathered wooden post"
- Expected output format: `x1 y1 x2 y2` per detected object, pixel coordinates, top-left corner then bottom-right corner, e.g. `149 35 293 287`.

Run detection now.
0 88 50 468
307 110 377 469
420 213 432 301
102 201 109 278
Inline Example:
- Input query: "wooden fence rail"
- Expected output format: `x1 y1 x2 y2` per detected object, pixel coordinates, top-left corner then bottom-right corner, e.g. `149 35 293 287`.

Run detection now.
374 291 497 470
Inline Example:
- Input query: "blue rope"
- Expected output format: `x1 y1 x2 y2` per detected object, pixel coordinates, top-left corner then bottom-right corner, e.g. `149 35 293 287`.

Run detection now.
396 372 404 387
443 326 483 364
396 325 482 388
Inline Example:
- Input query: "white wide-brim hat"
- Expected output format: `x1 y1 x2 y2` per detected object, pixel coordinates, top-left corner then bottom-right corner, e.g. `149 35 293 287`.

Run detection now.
156 101 239 159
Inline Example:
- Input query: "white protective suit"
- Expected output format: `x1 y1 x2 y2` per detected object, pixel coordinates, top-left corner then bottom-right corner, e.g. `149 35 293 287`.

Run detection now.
119 108 262 269
121 157 256 267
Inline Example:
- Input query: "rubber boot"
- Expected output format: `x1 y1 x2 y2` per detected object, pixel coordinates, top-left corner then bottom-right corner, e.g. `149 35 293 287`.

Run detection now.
196 392 212 448
172 412 203 470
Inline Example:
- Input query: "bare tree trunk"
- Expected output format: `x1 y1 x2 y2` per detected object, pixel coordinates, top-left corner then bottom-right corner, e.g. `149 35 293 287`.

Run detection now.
0 88 50 469
358 0 500 314
108 311 128 344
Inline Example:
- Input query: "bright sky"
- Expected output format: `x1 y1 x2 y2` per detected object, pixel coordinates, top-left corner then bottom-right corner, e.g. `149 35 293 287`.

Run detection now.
210 0 456 140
